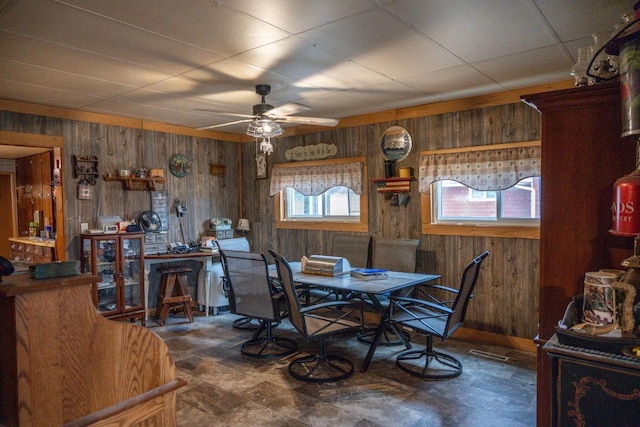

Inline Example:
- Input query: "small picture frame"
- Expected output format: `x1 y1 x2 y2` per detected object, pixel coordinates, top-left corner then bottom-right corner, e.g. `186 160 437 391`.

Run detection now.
256 152 268 179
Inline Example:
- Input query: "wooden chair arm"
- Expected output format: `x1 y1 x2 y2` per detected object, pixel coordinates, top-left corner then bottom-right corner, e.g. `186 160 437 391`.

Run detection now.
63 379 187 427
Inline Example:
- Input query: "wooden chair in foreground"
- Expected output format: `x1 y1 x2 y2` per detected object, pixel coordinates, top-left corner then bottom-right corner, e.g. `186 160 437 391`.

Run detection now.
0 273 185 426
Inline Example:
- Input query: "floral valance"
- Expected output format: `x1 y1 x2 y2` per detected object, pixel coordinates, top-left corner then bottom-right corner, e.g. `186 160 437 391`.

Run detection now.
269 161 364 196
418 142 541 192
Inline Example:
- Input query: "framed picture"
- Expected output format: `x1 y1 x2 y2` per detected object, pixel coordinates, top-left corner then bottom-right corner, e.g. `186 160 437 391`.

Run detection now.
256 152 268 179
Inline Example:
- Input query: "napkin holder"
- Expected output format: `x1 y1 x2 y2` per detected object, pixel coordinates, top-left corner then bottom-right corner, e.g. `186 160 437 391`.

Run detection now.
302 255 351 276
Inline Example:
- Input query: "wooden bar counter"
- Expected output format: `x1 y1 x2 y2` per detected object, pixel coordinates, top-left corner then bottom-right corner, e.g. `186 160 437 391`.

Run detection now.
0 272 185 426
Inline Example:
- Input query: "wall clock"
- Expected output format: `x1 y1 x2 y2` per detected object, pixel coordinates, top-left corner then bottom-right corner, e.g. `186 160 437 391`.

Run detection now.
169 155 191 178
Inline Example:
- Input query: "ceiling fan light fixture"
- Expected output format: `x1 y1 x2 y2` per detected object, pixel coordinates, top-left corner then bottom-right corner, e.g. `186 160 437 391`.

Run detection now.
246 118 283 138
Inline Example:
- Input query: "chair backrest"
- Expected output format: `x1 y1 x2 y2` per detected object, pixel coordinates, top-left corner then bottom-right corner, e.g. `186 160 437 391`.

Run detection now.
269 250 307 337
372 238 419 272
445 251 490 337
219 249 278 321
216 237 250 251
332 234 371 268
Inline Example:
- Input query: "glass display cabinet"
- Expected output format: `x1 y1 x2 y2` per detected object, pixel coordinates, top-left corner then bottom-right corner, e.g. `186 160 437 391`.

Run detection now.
81 232 146 325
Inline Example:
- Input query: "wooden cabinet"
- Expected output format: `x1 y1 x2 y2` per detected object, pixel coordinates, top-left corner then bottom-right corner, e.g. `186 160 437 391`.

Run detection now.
72 155 99 180
9 238 55 262
81 233 146 324
545 335 640 426
523 83 636 426
0 273 184 426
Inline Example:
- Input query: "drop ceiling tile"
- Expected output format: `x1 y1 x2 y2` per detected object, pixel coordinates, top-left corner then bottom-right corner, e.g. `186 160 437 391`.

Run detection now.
300 8 462 79
387 0 557 63
234 37 390 90
84 98 209 127
341 80 435 107
474 45 573 89
0 80 105 108
223 0 375 34
0 32 172 87
60 0 290 56
399 65 503 99
293 91 371 118
534 0 629 42
1 0 223 73
0 60 136 98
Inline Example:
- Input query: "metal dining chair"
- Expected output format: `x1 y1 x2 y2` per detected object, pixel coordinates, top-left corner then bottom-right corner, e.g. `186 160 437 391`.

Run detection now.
269 249 364 383
219 249 297 359
216 237 261 330
389 251 489 379
357 238 420 346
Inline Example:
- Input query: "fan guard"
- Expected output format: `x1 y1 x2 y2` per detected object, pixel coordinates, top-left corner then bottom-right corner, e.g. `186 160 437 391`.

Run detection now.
138 210 162 233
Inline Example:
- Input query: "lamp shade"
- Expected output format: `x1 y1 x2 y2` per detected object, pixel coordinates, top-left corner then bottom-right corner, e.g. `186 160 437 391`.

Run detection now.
236 218 250 232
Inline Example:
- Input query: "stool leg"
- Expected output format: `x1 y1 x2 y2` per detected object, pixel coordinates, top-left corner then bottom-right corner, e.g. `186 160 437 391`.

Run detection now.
158 272 178 326
157 273 169 324
176 273 194 323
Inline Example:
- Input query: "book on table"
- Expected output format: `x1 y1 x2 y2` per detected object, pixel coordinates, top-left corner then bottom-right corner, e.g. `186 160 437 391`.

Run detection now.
351 268 388 281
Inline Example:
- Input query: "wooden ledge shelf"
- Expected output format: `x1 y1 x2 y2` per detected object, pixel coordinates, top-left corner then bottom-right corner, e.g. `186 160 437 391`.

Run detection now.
371 176 415 193
104 175 166 191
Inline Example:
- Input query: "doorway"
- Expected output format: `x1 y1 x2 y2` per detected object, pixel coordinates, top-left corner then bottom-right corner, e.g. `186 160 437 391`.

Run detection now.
0 131 65 260
0 173 17 258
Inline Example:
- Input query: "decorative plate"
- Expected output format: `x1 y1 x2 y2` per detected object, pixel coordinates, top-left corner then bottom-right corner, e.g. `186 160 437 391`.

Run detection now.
380 126 412 162
169 155 192 178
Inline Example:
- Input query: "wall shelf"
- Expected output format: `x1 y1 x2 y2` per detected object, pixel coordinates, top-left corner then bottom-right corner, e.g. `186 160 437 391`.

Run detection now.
103 175 165 191
72 155 99 179
371 176 415 193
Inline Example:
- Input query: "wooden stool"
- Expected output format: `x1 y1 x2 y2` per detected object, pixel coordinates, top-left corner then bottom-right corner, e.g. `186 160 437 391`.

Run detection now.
156 267 194 326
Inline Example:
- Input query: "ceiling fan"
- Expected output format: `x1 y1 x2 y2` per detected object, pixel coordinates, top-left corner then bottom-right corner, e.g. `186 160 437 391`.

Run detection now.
196 84 339 132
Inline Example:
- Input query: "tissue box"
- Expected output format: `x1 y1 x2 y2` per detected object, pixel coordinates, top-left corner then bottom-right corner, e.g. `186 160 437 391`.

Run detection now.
303 255 351 276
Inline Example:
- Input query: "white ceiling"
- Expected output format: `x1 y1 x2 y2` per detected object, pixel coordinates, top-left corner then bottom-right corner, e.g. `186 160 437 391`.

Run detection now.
0 0 630 135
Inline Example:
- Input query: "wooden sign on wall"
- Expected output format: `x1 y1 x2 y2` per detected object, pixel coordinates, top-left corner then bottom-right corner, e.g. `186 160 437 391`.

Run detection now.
285 143 337 161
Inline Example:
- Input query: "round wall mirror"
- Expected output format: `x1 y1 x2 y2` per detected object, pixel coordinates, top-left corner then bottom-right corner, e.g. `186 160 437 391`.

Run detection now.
380 126 412 161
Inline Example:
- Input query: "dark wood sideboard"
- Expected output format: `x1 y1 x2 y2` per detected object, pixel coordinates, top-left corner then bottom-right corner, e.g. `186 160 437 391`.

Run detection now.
545 335 640 426
523 82 636 426
0 273 185 426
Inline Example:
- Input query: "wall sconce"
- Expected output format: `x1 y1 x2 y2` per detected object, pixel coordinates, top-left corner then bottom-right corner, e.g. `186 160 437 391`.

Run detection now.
236 218 250 236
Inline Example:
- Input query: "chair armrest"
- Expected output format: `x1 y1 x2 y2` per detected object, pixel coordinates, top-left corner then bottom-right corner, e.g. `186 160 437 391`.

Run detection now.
415 283 460 295
390 296 454 315
299 299 362 314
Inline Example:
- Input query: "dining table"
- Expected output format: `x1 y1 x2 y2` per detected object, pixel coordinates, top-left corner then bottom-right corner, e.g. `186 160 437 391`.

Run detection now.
269 261 440 371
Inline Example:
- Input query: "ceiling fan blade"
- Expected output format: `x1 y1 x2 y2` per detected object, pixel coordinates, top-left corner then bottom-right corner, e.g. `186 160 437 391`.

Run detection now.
268 102 310 117
197 119 254 130
275 116 339 127
195 109 256 119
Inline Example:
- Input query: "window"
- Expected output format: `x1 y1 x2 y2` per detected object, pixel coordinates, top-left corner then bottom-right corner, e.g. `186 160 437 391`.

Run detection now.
273 157 368 232
285 186 360 220
433 177 540 225
419 141 540 239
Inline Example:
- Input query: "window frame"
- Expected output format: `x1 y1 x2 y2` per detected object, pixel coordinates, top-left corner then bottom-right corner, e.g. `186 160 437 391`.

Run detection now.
274 157 369 232
420 142 540 240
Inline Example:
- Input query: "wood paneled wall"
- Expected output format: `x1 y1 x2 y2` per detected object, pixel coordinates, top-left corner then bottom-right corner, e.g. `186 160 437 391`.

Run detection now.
1 111 240 259
2 100 541 340
244 102 541 339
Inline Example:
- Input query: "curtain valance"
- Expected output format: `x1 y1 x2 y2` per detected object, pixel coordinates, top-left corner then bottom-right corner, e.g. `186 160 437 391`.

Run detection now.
269 161 364 196
418 143 541 192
